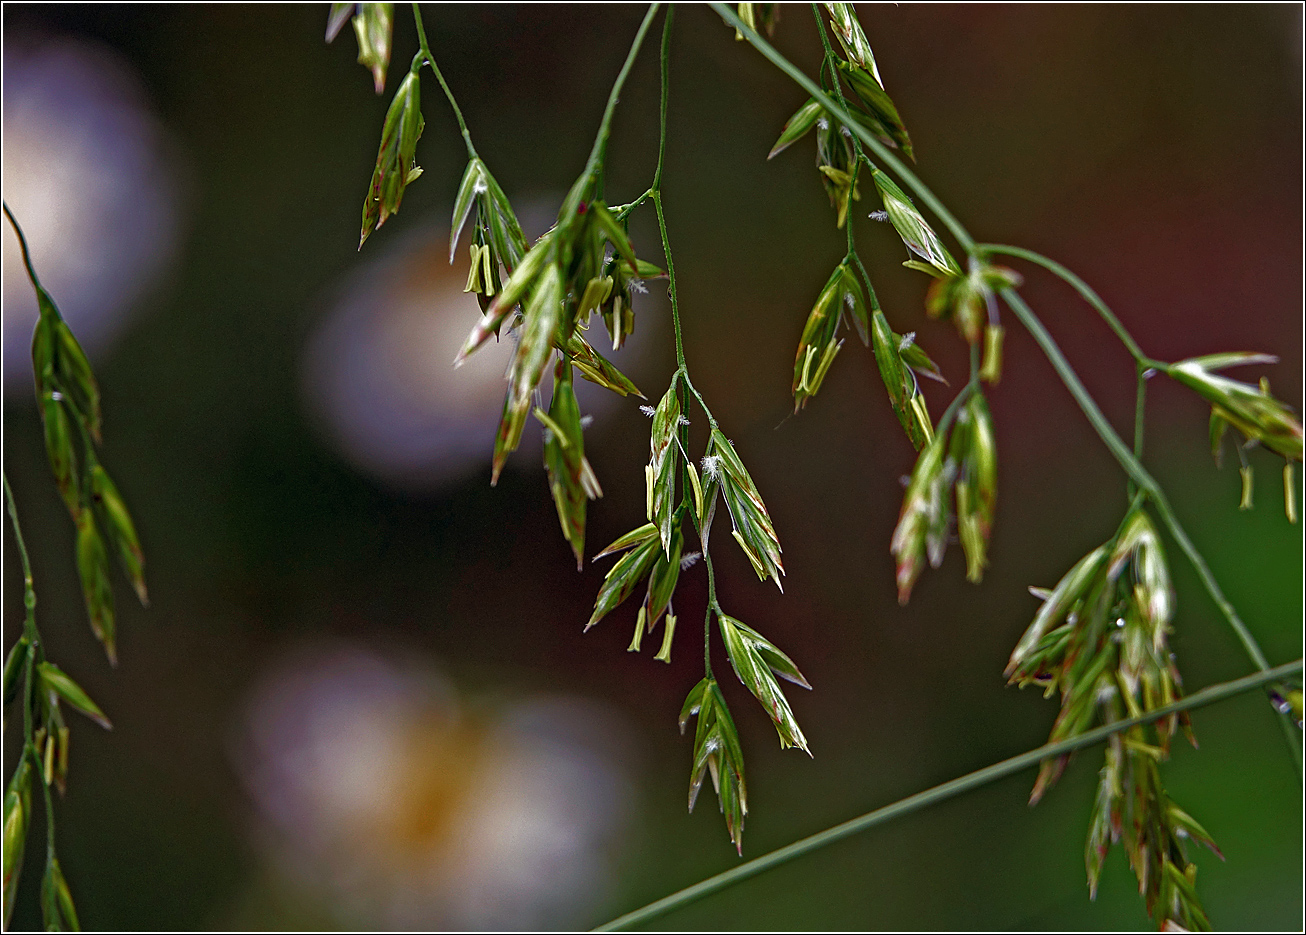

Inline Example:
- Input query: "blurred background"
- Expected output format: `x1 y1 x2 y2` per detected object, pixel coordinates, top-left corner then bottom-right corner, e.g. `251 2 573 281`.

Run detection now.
2 3 1302 930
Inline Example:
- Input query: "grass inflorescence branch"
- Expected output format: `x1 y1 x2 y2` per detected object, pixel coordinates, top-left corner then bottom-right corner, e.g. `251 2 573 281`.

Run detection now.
4 202 140 928
714 3 1300 925
335 3 1301 926
716 0 1297 748
411 4 477 160
632 6 810 852
976 243 1151 365
350 3 811 855
593 658 1303 931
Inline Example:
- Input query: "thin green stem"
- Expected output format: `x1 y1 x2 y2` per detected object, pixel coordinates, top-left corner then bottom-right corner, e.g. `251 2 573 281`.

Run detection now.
971 251 1291 767
811 6 854 151
582 4 661 184
1129 363 1148 498
934 344 982 440
714 4 973 252
653 192 685 373
680 374 718 431
647 7 684 374
614 190 654 221
810 7 838 86
410 2 431 55
978 243 1153 365
5 474 41 752
811 5 880 187
1002 286 1302 771
1134 365 1147 461
811 4 876 293
702 553 718 678
652 7 717 685
721 4 1296 768
934 382 974 441
4 475 39 645
6 477 51 932
647 8 705 686
593 658 1304 931
652 6 673 192
847 249 881 313
411 3 477 159
1000 291 1223 638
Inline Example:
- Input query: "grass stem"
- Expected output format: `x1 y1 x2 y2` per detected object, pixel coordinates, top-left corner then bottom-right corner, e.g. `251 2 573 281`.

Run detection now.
594 659 1304 931
411 4 477 160
719 2 1296 771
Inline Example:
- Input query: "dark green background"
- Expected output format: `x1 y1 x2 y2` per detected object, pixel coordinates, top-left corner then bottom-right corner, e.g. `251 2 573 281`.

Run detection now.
3 3 1302 930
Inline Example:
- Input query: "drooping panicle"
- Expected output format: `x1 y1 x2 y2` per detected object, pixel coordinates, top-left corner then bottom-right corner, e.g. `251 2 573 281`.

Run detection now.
1004 506 1216 929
